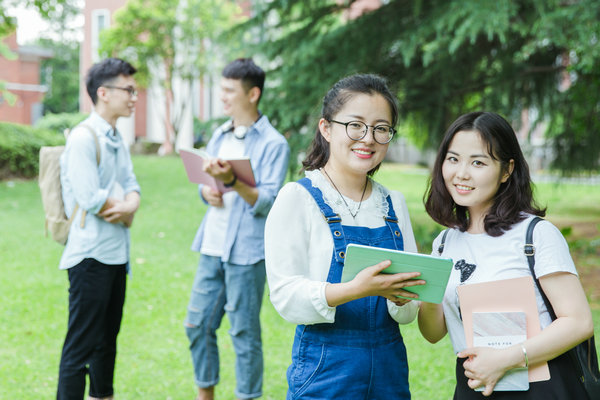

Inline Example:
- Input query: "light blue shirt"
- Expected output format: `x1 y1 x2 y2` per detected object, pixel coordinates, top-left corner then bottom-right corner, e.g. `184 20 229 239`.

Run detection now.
191 114 290 265
59 112 141 269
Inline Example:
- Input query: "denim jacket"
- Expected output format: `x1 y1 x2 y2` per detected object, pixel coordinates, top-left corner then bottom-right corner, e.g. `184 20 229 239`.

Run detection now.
191 114 290 265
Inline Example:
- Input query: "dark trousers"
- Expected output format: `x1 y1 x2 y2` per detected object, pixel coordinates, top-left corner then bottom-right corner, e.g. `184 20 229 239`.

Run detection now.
57 258 127 400
453 352 590 399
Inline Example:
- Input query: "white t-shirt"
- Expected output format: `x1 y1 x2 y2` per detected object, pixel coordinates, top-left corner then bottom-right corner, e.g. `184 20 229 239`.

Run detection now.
200 132 246 256
432 215 578 353
264 169 419 326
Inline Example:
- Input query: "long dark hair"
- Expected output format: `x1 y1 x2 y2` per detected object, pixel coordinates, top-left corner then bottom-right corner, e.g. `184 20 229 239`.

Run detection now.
424 111 546 236
302 73 399 176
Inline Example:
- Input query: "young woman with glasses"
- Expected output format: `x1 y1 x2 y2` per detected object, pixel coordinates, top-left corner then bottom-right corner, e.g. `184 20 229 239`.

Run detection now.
265 74 424 399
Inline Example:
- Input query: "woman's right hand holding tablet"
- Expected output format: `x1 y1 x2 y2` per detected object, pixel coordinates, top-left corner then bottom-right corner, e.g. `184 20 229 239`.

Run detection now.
326 260 425 307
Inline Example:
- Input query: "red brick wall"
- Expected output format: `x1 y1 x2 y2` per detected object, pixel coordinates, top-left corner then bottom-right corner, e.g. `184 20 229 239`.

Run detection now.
0 32 46 125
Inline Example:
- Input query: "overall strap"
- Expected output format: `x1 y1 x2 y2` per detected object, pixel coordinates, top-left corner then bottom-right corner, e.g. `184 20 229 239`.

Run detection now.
296 178 347 263
383 195 403 250
524 216 556 319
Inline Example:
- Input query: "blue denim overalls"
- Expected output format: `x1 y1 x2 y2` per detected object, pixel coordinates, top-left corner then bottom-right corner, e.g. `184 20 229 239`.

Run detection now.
286 178 411 400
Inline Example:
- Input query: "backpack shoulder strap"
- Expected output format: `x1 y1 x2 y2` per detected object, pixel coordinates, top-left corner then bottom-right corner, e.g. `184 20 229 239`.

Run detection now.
437 229 449 255
525 216 556 319
76 124 101 165
70 124 101 228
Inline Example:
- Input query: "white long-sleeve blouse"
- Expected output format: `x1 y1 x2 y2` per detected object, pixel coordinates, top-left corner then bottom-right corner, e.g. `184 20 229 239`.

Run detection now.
264 170 419 326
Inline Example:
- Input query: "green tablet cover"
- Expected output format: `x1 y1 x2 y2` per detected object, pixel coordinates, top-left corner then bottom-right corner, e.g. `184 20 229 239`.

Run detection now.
341 243 453 304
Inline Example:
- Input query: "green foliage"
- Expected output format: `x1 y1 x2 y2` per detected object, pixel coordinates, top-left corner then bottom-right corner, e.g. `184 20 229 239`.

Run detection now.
100 0 239 88
98 0 239 141
0 122 64 179
237 0 600 173
35 112 87 134
193 115 227 147
38 38 80 114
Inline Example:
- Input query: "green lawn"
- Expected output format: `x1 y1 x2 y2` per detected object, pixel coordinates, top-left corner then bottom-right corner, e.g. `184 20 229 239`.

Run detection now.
0 155 598 399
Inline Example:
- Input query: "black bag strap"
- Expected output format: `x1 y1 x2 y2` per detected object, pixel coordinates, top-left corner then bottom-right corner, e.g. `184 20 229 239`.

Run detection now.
525 216 600 390
524 216 557 319
437 229 449 255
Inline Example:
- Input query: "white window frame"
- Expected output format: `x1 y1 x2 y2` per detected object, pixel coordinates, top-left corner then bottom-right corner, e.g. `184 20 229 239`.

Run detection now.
91 9 110 63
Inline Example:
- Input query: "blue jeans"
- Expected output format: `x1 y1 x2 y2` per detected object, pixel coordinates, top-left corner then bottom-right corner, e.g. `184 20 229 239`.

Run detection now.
185 255 265 399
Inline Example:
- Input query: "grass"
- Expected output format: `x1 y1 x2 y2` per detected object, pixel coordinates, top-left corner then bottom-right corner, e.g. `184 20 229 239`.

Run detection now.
0 156 598 399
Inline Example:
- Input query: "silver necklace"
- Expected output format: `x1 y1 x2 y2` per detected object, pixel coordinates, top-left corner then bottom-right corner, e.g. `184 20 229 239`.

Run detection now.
321 168 368 219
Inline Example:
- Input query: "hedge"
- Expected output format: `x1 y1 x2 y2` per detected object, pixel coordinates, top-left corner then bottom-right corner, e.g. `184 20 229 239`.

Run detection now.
0 122 65 179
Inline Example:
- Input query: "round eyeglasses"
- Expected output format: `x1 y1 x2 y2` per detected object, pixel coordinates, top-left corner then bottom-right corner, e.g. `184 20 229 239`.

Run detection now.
103 85 138 97
329 120 396 144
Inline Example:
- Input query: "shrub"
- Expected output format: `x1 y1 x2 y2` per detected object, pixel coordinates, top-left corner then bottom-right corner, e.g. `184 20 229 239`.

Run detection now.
35 112 87 134
0 122 65 179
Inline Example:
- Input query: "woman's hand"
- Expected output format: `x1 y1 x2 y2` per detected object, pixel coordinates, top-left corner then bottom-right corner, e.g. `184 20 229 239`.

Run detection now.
352 259 425 302
458 346 517 396
325 260 425 307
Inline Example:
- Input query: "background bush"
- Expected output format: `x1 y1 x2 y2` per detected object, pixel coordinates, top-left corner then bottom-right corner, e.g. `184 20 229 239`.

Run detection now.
0 122 65 179
35 112 87 134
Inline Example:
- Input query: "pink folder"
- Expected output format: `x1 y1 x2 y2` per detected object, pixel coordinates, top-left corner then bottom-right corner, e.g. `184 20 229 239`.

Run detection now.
457 276 550 382
180 148 256 193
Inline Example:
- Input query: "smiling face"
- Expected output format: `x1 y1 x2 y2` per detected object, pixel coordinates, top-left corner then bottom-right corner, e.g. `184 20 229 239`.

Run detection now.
220 77 256 120
96 74 137 124
320 92 392 178
442 130 513 224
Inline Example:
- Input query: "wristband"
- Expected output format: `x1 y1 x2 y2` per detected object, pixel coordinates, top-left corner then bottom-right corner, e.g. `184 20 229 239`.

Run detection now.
521 345 529 368
223 174 237 188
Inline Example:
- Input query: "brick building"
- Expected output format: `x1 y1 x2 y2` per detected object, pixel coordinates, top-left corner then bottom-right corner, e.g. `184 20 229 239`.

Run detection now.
0 31 52 125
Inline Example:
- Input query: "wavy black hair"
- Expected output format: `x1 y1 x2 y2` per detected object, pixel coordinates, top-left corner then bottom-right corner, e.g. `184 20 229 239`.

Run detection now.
424 111 545 236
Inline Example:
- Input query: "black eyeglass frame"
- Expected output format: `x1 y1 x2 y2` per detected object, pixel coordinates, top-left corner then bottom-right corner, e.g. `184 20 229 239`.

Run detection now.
103 85 138 97
329 119 396 144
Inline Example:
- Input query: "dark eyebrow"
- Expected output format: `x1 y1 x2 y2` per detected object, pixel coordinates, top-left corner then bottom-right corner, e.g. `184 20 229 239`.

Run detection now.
446 150 491 159
345 114 391 124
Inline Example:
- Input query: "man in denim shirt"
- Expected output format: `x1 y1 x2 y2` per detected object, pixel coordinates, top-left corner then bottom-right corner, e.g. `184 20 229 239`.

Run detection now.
185 58 290 400
57 58 141 400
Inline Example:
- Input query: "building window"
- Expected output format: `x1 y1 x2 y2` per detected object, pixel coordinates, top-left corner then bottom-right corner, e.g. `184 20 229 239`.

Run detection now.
91 9 110 63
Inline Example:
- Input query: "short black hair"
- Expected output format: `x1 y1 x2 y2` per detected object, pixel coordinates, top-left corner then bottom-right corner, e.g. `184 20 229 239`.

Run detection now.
222 58 265 102
424 111 546 236
86 57 137 105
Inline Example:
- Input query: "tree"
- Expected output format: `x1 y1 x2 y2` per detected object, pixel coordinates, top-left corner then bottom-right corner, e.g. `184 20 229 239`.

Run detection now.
100 0 239 154
0 0 80 110
237 0 600 174
38 38 80 114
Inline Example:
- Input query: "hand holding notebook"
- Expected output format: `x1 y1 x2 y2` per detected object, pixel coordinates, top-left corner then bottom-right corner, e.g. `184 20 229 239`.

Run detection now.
180 147 256 193
341 244 453 304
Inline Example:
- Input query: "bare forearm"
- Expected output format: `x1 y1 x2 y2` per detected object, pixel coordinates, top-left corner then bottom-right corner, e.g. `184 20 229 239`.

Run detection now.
418 302 447 343
519 315 593 366
230 180 258 206
124 191 141 213
325 281 363 307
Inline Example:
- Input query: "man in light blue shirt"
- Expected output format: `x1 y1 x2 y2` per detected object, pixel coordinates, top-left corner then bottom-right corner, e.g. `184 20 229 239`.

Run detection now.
57 58 141 400
185 58 290 400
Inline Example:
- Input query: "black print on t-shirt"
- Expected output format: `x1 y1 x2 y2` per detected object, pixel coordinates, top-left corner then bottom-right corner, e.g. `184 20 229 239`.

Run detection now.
455 259 476 283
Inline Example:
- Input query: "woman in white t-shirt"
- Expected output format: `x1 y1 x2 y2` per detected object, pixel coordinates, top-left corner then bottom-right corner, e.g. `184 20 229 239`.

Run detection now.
418 111 594 399
265 74 424 399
